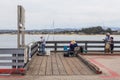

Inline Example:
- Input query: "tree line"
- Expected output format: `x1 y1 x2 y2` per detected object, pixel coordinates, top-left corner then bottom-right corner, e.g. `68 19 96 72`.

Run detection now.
57 26 113 34
80 26 112 34
0 26 115 35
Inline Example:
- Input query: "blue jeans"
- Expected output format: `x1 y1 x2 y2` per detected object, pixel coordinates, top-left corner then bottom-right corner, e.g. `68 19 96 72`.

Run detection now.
41 44 45 55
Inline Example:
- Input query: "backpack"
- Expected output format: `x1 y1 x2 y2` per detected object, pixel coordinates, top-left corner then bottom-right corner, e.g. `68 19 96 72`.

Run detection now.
64 53 69 57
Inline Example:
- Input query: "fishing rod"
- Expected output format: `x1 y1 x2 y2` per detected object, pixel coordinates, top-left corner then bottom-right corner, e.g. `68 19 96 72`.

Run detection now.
46 20 55 41
53 20 55 41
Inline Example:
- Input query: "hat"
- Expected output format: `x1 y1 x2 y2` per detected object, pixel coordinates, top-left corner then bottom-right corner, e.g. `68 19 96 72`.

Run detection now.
71 40 76 44
106 33 110 36
40 36 43 38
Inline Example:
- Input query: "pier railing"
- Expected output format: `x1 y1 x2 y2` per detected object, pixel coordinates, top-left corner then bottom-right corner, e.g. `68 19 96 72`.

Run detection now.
37 41 120 52
0 42 38 74
0 48 26 74
0 40 119 74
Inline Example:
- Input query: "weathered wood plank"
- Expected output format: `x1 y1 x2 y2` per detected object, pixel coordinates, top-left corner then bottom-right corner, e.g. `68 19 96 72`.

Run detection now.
66 57 80 75
27 57 36 75
52 54 59 75
59 54 74 75
39 56 47 75
30 56 38 75
56 54 66 75
70 57 83 75
33 56 43 75
46 55 52 75
70 57 87 75
74 57 94 75
27 53 94 76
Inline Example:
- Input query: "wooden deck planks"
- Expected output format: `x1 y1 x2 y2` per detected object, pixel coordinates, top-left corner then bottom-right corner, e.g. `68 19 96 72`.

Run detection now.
39 56 47 75
74 57 94 75
27 56 36 75
33 56 43 75
56 54 66 75
65 57 81 75
46 55 52 75
52 54 59 75
70 57 84 75
30 56 40 75
59 54 74 75
27 53 95 76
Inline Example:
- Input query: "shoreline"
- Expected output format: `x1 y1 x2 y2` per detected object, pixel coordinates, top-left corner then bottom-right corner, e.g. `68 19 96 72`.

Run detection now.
0 33 119 36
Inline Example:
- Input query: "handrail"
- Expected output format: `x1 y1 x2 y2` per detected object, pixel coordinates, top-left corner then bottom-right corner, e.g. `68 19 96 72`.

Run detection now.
0 42 38 75
37 41 120 52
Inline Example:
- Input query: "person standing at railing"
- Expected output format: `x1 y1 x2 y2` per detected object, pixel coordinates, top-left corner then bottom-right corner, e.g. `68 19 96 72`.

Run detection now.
103 33 111 53
40 36 46 55
110 37 114 54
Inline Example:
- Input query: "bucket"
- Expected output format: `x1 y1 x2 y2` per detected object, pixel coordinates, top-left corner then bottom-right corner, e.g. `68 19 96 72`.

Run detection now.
46 49 51 56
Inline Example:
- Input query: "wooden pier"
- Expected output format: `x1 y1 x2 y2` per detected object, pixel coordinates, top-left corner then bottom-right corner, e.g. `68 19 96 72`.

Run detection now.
0 40 119 76
27 52 95 76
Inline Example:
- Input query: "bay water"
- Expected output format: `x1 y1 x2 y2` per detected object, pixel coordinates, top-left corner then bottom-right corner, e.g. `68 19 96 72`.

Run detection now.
0 34 120 48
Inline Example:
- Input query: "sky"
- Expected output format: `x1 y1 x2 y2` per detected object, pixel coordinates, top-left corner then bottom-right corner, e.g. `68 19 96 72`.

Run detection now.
0 0 120 30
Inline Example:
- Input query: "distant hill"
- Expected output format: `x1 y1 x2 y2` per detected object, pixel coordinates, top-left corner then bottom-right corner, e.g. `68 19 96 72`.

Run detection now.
0 27 120 34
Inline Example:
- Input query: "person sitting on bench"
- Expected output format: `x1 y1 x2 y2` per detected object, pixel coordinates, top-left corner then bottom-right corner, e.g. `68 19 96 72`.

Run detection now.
69 40 78 56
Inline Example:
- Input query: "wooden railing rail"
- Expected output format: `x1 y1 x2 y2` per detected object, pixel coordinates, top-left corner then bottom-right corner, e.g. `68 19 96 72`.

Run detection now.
37 41 120 52
0 42 38 75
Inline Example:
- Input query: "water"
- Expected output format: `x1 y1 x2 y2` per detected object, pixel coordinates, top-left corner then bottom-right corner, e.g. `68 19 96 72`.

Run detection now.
0 34 120 48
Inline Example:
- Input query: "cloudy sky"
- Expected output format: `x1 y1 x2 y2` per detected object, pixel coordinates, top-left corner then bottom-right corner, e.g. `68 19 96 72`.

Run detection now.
0 0 120 30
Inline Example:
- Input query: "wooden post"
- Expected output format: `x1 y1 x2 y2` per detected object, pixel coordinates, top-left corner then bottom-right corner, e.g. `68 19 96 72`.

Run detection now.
85 42 87 53
17 5 25 48
55 42 57 53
